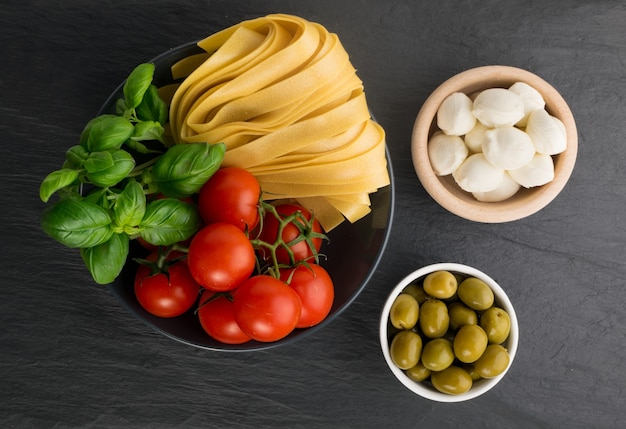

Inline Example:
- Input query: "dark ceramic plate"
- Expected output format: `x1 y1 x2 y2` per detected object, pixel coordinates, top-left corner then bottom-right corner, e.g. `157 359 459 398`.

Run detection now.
99 42 395 351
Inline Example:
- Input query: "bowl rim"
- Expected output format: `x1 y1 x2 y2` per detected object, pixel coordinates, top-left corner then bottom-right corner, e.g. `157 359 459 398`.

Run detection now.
379 262 519 402
411 65 578 223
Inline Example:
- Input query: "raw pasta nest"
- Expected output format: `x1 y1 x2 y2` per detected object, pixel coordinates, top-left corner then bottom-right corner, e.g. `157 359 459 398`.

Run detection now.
161 14 390 231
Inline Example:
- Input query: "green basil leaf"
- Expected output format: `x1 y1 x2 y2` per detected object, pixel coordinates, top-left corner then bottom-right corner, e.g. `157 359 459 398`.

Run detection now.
82 187 109 207
139 198 201 246
136 84 168 124
115 98 128 117
152 142 225 198
84 151 115 173
64 145 89 169
123 63 155 109
131 120 164 142
80 114 115 147
80 115 135 152
114 180 146 228
41 199 114 248
80 233 129 285
56 185 82 200
124 139 162 155
39 168 80 203
86 150 135 188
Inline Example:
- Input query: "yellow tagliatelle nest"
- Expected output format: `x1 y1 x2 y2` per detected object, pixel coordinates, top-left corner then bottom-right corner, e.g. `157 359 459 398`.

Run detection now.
165 14 390 231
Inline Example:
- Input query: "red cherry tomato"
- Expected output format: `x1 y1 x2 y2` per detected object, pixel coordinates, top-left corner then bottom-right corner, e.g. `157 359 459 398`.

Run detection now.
197 290 251 345
280 264 334 328
198 167 261 231
187 223 256 292
233 275 302 342
134 252 201 318
258 203 323 265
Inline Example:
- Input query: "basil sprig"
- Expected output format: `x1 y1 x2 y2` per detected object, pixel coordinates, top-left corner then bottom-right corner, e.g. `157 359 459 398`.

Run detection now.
39 63 225 284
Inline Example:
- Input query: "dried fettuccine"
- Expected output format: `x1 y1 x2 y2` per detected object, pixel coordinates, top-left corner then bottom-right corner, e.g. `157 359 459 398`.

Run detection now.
168 14 390 230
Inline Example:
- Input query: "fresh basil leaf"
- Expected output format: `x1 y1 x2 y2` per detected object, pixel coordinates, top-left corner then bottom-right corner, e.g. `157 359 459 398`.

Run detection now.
80 115 134 152
136 84 168 124
115 98 128 117
114 180 146 228
39 168 80 203
80 233 129 285
56 184 83 201
86 150 135 188
140 169 159 195
124 139 161 155
123 63 155 109
41 199 114 248
84 151 115 173
82 187 109 207
139 198 201 246
131 120 164 142
80 114 115 147
64 145 89 169
152 142 225 198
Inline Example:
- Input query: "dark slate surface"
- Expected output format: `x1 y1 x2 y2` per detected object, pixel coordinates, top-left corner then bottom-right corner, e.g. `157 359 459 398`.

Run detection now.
2 1 625 428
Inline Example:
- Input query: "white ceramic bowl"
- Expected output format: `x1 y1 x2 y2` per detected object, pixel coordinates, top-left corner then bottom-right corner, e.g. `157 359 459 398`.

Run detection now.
379 263 519 402
412 65 578 223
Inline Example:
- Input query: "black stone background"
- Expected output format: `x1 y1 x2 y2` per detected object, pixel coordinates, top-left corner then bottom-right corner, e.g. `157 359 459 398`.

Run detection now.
2 1 625 427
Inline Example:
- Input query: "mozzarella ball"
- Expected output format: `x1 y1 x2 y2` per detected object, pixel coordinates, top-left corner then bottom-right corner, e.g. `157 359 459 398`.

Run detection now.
473 172 521 202
509 153 555 188
437 92 477 136
508 82 545 127
525 109 567 155
453 153 505 193
464 122 490 153
428 131 469 176
482 126 536 170
472 88 525 127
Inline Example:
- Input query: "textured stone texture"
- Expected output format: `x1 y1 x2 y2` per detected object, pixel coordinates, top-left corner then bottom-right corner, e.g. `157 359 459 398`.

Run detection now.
2 0 625 428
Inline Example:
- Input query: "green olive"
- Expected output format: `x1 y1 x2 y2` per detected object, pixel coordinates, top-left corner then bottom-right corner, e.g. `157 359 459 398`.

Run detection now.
453 324 488 363
421 338 454 372
402 283 429 304
389 293 419 330
423 270 458 299
390 330 423 370
463 363 482 381
405 362 431 382
448 302 478 331
474 344 510 378
419 299 449 338
479 307 511 344
458 277 494 311
431 365 473 395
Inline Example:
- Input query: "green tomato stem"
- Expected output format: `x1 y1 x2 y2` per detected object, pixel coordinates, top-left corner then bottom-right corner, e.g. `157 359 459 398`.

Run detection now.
249 200 328 278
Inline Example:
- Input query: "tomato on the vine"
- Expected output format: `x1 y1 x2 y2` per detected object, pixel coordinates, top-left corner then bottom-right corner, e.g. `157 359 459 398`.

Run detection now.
197 290 251 345
280 263 334 328
134 251 201 318
257 203 324 265
187 222 256 292
233 275 302 342
198 167 261 231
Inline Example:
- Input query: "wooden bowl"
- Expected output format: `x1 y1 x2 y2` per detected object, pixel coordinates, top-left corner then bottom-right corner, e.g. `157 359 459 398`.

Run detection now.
411 65 577 223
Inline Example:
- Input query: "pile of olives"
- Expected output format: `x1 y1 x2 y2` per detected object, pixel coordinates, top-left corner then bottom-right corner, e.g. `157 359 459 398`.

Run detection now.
387 270 511 395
